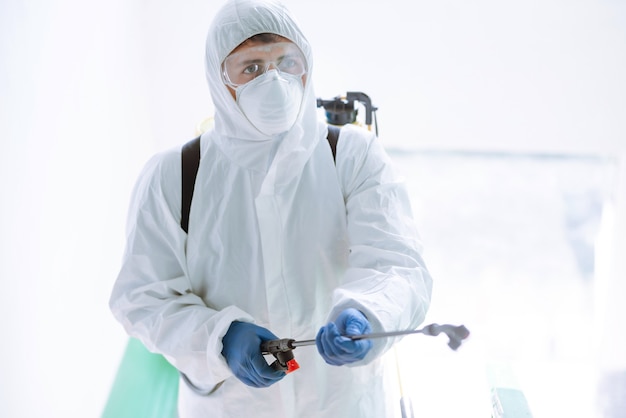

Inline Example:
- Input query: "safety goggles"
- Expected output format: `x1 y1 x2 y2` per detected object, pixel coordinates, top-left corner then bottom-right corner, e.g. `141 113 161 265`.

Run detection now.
222 42 307 88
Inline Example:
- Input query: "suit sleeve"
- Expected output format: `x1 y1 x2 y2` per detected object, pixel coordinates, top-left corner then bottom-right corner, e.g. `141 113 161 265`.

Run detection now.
329 125 433 364
109 150 252 390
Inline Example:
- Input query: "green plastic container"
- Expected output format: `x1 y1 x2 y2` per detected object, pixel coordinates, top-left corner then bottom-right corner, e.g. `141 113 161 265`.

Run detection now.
102 338 179 418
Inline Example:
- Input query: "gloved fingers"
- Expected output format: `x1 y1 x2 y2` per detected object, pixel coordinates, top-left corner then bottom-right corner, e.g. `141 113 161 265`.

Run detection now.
316 321 373 365
315 324 335 359
331 333 371 360
316 324 342 365
240 355 285 388
345 317 372 336
316 323 360 366
256 326 281 342
232 353 285 388
337 308 372 336
222 321 285 388
348 339 372 360
251 353 285 381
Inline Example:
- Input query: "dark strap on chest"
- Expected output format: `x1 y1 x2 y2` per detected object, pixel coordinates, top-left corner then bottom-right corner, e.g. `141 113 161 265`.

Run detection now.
326 124 340 160
181 136 201 233
181 125 341 233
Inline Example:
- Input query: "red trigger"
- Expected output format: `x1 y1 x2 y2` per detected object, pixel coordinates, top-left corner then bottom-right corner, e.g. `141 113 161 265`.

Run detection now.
286 359 300 374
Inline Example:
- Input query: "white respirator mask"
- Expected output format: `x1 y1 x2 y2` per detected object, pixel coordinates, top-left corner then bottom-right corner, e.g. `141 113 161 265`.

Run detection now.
235 70 304 136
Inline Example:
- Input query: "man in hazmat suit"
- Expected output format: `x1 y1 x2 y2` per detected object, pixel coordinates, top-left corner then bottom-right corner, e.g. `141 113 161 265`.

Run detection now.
109 0 433 416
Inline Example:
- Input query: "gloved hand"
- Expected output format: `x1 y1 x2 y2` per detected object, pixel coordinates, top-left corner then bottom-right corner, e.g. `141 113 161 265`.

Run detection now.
316 308 372 366
221 321 285 388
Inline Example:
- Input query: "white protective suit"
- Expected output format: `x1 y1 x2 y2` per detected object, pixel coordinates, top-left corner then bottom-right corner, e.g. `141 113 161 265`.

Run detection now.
109 0 433 416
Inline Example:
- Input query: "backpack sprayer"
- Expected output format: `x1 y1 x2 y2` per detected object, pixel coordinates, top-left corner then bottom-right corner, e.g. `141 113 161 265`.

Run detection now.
317 91 379 135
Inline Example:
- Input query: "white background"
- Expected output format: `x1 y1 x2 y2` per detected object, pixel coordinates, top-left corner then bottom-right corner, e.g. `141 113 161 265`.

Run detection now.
1 0 625 416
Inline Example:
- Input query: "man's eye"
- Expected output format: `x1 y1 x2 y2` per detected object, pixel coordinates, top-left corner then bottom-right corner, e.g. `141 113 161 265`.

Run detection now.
278 56 305 74
243 64 261 75
280 58 296 69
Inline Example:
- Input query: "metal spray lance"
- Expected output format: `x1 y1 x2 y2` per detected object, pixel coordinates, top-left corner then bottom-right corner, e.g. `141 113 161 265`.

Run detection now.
260 323 470 373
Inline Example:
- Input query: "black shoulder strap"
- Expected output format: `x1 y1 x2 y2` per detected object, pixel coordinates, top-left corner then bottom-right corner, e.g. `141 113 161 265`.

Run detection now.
180 136 201 233
327 124 340 162
180 126 341 233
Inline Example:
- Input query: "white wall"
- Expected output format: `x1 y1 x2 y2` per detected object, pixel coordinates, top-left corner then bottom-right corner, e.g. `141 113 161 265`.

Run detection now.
1 1 624 416
296 0 626 155
0 1 151 416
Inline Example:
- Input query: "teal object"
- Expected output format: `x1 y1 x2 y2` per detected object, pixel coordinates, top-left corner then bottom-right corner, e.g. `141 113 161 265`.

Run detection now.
488 363 534 418
102 338 179 418
491 388 534 418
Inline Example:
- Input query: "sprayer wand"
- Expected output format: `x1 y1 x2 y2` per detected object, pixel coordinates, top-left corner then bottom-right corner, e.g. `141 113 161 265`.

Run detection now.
260 323 470 372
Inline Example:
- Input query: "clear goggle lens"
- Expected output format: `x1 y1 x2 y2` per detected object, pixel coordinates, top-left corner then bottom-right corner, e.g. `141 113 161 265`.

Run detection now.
222 42 307 88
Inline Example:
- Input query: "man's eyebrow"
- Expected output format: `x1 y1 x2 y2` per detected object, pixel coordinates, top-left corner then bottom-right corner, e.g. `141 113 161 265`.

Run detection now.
239 58 265 65
239 54 290 64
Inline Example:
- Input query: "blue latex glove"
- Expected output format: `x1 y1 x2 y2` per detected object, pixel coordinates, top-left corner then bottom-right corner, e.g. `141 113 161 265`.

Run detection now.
316 308 373 366
221 321 285 388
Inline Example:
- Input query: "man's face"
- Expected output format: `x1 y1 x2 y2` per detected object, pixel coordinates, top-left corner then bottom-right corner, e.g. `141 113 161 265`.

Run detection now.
222 36 307 100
